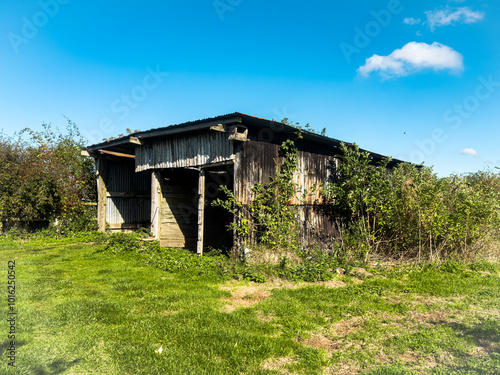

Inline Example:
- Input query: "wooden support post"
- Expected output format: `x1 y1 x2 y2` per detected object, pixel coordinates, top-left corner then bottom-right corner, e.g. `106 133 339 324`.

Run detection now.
96 158 108 232
151 171 161 239
196 169 206 255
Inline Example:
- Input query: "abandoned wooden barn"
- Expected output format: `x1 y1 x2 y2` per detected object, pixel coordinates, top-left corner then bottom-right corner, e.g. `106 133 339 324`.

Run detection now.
84 113 403 254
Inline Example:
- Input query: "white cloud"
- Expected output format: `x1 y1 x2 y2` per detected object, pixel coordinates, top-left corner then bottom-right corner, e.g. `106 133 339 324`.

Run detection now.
425 6 484 31
459 148 478 157
357 42 464 79
404 17 421 25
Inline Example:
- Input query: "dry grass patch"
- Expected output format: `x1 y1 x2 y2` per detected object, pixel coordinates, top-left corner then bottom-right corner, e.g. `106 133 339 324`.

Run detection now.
299 333 341 352
324 362 361 375
260 356 297 374
407 310 452 326
329 316 365 337
314 279 347 288
255 310 275 322
245 245 302 266
220 278 348 313
350 267 375 278
220 282 272 312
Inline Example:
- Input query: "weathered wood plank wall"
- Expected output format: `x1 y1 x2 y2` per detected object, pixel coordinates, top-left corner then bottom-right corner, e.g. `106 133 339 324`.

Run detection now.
233 138 337 245
233 140 335 205
135 130 234 172
158 169 198 248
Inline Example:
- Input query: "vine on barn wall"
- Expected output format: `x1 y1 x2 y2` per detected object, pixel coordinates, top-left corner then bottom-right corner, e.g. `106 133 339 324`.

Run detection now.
213 133 303 251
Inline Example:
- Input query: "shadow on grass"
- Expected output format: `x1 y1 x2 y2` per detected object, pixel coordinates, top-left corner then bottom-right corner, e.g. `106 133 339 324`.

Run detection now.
0 339 27 351
31 358 81 375
447 318 500 354
431 318 500 374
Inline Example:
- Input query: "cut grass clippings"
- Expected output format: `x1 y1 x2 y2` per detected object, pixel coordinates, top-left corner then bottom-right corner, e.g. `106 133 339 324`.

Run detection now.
0 236 499 374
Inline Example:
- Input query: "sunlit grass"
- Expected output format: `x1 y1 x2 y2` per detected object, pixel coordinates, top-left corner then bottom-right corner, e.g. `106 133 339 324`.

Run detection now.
0 237 499 374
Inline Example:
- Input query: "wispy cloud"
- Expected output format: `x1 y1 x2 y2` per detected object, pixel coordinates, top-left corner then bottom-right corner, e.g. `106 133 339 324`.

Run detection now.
358 42 463 79
403 17 421 25
459 148 478 157
425 6 485 31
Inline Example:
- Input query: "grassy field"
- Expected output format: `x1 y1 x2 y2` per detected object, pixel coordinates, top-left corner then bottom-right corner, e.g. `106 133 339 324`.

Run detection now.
0 236 499 374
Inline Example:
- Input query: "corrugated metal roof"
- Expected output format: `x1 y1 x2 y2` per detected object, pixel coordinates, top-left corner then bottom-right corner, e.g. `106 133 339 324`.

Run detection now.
86 112 408 167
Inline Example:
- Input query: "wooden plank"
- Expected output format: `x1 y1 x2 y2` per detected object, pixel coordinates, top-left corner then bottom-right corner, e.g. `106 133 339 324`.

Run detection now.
99 149 135 159
151 171 161 239
228 126 248 141
209 124 225 132
160 240 185 248
129 136 142 145
228 132 248 141
106 192 149 198
109 223 147 229
196 169 205 255
97 158 107 232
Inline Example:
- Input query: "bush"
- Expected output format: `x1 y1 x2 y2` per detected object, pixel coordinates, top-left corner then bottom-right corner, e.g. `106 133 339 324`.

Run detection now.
323 143 500 262
105 232 143 253
104 233 235 280
0 119 96 234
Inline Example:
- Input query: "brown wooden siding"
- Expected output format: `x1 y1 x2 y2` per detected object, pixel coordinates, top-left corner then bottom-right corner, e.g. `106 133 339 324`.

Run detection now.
234 140 336 205
233 139 338 245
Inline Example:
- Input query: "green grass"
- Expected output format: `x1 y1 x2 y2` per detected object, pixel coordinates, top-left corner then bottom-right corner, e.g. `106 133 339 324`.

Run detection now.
0 236 499 374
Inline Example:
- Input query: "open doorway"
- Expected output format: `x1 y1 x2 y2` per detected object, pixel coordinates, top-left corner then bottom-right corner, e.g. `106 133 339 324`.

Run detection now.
157 165 234 252
202 164 234 251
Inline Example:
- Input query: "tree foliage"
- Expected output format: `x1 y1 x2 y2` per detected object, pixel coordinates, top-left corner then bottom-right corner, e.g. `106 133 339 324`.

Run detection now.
0 119 96 232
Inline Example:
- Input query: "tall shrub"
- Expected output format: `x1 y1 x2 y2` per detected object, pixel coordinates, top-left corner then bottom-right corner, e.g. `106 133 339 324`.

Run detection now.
323 143 500 261
0 119 96 232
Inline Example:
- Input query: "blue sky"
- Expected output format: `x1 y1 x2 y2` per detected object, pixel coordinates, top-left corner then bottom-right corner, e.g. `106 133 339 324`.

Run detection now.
1 0 499 176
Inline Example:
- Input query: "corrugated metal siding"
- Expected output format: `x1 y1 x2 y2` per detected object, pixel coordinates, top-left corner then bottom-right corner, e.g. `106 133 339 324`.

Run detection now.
292 150 331 204
106 197 151 225
135 130 234 172
108 162 150 192
300 205 336 244
235 205 335 247
234 141 278 205
105 160 151 225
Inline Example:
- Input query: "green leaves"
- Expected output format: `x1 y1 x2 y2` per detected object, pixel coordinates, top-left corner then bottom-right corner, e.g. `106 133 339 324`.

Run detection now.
0 119 96 232
213 136 302 251
323 143 500 261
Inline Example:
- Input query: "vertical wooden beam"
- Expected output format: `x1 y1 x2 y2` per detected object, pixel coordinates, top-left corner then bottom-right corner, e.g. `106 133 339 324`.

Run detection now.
196 169 206 255
233 145 243 253
96 158 108 232
151 170 161 239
